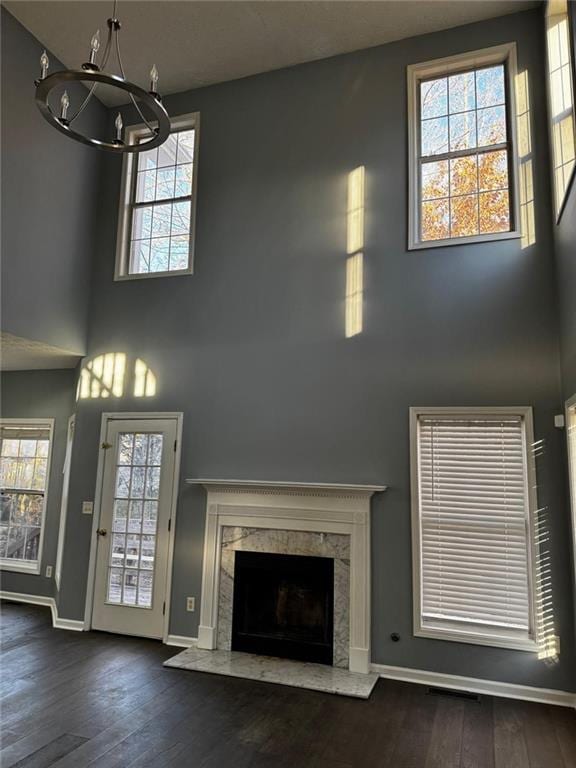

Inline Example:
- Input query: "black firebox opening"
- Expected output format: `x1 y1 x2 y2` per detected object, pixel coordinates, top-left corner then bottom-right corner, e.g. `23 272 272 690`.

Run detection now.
231 551 334 665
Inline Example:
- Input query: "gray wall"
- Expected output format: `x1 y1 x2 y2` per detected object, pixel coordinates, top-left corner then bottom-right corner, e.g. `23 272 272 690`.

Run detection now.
0 369 77 597
54 8 576 692
0 8 106 355
1 7 571 691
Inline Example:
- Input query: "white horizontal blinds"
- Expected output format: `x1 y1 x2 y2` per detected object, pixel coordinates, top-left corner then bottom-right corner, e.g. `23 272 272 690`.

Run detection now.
0 426 50 441
418 414 532 638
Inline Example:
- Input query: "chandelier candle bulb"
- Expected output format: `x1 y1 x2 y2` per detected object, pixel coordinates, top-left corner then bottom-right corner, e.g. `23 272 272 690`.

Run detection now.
90 29 101 64
150 64 159 92
60 90 70 121
115 112 123 142
39 50 49 79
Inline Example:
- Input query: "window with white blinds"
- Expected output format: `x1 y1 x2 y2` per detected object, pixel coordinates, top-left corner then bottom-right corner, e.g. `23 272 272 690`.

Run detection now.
411 408 537 650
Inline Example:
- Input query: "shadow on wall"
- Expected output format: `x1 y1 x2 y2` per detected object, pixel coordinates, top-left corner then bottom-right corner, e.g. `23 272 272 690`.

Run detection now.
77 353 157 400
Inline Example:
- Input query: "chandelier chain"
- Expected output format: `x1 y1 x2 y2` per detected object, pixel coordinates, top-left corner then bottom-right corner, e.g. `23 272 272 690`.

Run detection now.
114 25 157 135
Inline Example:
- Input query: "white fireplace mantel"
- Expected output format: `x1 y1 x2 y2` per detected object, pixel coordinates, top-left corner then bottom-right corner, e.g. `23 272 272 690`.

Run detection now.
187 478 386 674
186 478 387 495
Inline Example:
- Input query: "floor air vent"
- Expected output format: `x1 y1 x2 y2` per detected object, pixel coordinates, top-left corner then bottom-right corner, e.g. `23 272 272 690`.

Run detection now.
426 686 480 702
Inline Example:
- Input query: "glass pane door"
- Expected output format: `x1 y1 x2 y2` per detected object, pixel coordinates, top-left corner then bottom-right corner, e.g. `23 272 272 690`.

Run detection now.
106 432 163 609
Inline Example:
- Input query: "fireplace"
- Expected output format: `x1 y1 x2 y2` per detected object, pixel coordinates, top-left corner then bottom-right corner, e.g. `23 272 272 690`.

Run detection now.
231 551 334 665
191 480 385 673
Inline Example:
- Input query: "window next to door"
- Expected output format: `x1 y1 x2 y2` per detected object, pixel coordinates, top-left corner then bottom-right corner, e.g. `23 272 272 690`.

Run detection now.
0 420 54 574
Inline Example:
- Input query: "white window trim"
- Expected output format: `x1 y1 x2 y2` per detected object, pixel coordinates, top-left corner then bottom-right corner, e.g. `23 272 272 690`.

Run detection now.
544 0 576 223
0 418 54 575
55 415 75 590
407 43 522 250
409 406 538 652
114 111 200 281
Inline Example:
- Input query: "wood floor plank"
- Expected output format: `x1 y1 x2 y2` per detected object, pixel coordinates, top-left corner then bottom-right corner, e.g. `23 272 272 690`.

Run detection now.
493 697 530 768
10 734 88 768
1 727 70 768
519 701 566 768
554 706 576 768
461 696 495 768
424 696 464 768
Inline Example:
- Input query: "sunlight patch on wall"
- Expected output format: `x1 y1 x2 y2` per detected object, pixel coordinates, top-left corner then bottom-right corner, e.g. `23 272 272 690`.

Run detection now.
78 353 126 399
134 358 157 397
77 354 158 399
515 70 536 249
345 167 365 338
531 438 559 663
345 254 363 340
546 0 576 217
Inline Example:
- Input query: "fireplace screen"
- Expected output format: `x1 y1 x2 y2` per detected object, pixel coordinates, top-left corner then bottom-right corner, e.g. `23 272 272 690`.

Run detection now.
231 551 334 665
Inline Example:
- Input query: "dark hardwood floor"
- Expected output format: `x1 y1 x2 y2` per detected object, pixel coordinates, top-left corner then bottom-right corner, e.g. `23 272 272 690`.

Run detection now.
1 601 574 768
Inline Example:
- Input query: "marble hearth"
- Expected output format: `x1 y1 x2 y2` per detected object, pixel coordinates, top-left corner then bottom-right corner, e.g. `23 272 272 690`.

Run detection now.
186 479 386 674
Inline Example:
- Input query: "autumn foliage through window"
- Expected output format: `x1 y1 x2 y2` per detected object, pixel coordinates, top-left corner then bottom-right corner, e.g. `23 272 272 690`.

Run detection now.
419 64 512 242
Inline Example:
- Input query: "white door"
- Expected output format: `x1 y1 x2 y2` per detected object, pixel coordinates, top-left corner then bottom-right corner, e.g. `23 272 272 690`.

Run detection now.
92 418 177 638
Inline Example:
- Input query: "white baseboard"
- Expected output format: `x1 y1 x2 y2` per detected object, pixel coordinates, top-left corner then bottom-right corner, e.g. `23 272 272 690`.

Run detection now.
197 625 216 649
0 590 54 609
165 634 198 648
371 663 576 708
0 590 85 632
52 614 85 631
349 646 370 674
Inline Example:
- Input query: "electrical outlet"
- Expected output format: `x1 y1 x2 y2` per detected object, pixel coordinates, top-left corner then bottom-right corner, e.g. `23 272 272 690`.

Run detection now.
45 565 53 578
186 597 195 612
82 501 93 515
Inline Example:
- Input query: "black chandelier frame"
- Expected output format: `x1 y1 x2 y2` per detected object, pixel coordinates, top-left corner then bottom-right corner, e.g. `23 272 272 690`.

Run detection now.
34 7 170 153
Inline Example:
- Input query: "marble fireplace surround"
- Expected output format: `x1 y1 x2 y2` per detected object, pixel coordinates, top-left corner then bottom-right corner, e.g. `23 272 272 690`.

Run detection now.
187 480 386 674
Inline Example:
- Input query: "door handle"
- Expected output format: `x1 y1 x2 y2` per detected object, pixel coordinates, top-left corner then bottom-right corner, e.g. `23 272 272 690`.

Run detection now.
96 528 107 536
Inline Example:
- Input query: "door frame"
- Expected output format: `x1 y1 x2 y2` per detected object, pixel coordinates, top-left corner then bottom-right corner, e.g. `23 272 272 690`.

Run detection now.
55 414 75 589
565 394 576 597
83 411 183 642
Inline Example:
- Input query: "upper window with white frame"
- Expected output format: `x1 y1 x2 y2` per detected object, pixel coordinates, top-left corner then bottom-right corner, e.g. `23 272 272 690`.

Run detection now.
115 113 199 279
0 421 53 573
408 45 520 249
410 407 537 651
545 0 576 220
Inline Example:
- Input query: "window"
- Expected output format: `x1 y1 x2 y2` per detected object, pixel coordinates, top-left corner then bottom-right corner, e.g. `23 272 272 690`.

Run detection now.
408 45 520 249
115 113 199 279
545 0 576 220
0 420 53 573
410 407 537 650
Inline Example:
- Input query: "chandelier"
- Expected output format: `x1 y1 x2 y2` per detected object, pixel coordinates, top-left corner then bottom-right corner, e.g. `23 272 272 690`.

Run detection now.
34 0 170 153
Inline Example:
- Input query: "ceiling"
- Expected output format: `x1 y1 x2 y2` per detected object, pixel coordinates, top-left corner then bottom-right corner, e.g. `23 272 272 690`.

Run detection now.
1 333 81 371
5 1 537 107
